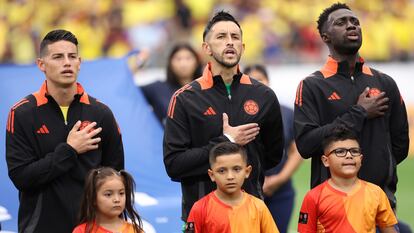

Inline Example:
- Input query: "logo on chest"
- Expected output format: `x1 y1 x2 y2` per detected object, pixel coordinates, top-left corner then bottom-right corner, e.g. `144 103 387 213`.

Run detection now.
243 100 259 115
368 88 381 97
328 91 341 100
79 120 95 133
36 124 50 134
203 106 217 116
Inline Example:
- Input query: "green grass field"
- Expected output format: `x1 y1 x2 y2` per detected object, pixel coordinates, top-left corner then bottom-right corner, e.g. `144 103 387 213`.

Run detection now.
287 157 414 232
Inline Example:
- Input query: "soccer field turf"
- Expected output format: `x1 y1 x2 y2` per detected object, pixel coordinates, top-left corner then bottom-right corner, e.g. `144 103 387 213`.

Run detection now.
288 157 414 232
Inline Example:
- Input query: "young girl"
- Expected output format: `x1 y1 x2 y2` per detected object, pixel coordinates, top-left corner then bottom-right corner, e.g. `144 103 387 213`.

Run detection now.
73 167 144 233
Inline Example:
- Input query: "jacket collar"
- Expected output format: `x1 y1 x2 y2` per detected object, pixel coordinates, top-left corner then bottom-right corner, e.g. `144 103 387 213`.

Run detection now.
320 56 373 78
33 81 90 106
196 63 252 90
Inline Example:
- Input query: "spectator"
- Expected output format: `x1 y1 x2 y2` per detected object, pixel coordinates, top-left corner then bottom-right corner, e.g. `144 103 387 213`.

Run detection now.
140 43 202 126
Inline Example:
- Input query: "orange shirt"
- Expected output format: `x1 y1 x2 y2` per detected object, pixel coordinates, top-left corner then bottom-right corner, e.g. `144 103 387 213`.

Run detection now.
186 191 279 233
72 221 137 233
298 180 397 233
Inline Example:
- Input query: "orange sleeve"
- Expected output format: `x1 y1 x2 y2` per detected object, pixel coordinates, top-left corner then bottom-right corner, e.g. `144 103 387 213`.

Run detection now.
376 189 398 228
72 224 86 233
260 201 280 233
298 191 318 233
186 201 203 233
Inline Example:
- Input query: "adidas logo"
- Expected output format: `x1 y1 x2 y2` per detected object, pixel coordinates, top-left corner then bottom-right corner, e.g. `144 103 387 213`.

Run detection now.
328 92 341 100
36 124 49 134
203 107 216 116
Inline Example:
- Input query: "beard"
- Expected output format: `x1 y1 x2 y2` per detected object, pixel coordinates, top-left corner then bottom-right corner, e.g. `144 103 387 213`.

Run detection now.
211 50 241 68
333 38 362 55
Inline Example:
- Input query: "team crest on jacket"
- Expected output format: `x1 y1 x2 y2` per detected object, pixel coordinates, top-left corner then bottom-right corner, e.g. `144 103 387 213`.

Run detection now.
79 120 93 132
244 100 259 115
368 88 381 97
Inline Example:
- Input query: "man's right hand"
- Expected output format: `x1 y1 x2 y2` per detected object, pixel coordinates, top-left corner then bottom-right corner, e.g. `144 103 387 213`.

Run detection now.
222 113 260 146
357 87 389 119
67 121 102 154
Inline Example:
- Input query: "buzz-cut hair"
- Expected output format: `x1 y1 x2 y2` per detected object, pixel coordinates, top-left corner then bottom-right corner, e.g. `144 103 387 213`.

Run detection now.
203 10 242 42
321 124 359 152
209 142 248 167
39 29 78 57
317 2 351 37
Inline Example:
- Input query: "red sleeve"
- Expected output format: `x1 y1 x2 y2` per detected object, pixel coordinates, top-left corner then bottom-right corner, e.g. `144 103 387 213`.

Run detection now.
298 191 318 233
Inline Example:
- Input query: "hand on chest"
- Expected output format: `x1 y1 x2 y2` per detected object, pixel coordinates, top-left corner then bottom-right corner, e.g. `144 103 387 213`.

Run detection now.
321 78 386 113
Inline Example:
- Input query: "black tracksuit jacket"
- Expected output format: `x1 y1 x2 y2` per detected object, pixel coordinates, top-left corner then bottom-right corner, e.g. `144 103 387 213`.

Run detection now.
6 82 124 233
294 57 409 208
163 63 284 220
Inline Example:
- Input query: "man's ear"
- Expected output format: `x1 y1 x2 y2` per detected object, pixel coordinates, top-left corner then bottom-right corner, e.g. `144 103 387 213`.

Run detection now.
208 169 215 182
36 58 46 73
321 32 330 43
321 155 330 168
245 165 252 179
78 56 82 71
202 42 212 56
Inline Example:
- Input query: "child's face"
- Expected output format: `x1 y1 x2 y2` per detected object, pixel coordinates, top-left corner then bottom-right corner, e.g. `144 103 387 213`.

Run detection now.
322 139 363 179
208 153 252 197
96 176 126 219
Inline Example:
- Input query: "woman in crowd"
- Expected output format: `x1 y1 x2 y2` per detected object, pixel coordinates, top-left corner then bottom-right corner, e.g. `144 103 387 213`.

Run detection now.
141 43 203 126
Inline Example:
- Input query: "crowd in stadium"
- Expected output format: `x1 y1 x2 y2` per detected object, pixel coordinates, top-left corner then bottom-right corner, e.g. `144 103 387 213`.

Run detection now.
0 0 413 65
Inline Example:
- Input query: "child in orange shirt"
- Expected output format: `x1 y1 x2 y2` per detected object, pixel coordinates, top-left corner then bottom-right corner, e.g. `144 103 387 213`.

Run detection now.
73 167 144 233
185 142 279 233
298 125 397 233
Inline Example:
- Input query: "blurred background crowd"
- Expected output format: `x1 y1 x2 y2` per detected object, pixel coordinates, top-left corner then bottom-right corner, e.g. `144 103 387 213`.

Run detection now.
0 0 413 66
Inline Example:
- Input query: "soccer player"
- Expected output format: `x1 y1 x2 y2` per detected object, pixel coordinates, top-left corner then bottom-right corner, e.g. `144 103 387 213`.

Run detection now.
294 2 409 224
5 29 124 232
164 11 284 221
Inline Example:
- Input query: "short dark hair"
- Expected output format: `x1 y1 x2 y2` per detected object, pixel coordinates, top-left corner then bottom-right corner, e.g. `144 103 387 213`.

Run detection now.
243 64 269 81
321 124 359 152
203 10 242 41
39 29 78 57
209 142 248 166
317 2 351 37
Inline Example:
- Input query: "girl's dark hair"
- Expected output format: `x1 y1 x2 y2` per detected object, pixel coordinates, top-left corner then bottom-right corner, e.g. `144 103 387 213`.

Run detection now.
78 167 143 233
166 43 202 88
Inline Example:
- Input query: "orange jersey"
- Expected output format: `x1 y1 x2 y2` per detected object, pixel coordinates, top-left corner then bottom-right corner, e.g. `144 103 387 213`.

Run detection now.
186 191 279 233
72 221 138 233
298 180 397 233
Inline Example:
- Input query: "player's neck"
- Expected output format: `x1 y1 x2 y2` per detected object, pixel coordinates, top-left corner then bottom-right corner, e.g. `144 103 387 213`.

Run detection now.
328 176 359 193
330 52 359 75
47 83 77 107
214 189 244 206
95 214 124 232
210 63 238 85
